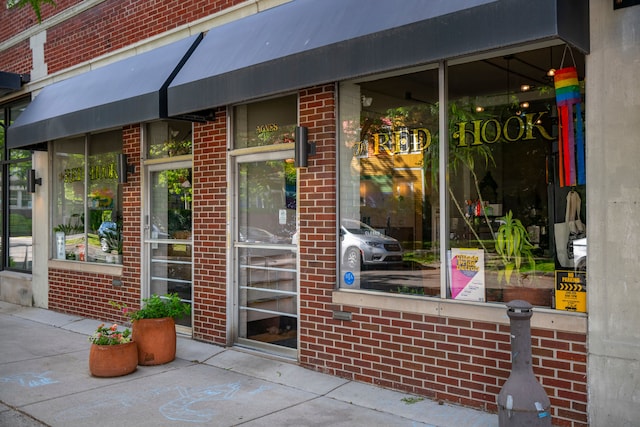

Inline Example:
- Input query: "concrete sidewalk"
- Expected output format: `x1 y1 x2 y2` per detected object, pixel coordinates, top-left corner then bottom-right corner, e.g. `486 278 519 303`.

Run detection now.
0 301 498 427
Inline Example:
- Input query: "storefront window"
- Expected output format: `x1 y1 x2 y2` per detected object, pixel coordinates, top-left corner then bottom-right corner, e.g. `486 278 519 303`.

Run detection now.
339 47 586 311
233 95 298 149
146 120 192 159
3 99 32 272
8 157 33 270
448 48 586 309
338 67 441 294
52 130 123 263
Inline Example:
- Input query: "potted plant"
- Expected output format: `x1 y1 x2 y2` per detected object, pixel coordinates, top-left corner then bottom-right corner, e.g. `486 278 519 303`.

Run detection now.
111 293 190 366
101 222 123 264
88 323 137 377
494 211 549 305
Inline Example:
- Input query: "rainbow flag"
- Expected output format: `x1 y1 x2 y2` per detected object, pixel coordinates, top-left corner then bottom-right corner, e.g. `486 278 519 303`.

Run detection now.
554 67 585 187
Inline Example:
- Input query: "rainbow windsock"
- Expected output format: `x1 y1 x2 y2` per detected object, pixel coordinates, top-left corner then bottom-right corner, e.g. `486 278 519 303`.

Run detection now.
554 66 585 187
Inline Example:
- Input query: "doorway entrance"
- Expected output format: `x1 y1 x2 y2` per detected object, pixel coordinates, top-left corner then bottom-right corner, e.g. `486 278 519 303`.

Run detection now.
232 151 297 357
143 160 193 330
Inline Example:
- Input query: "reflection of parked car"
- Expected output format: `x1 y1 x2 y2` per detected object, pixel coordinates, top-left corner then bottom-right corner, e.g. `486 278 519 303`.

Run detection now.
239 226 286 244
98 221 117 252
573 237 586 271
340 219 403 269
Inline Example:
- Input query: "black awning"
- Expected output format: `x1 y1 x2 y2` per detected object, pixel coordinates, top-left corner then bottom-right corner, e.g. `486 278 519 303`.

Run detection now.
0 71 29 98
7 34 202 148
167 0 589 116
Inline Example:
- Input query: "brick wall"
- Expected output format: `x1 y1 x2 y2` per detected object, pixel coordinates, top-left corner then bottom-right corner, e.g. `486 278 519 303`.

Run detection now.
192 109 228 345
121 125 142 285
1 0 245 75
0 41 32 76
301 304 587 426
44 0 244 74
0 0 79 43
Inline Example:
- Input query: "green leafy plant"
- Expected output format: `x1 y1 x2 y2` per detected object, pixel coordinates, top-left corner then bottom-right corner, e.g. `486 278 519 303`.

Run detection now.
401 396 424 404
494 210 535 284
9 0 56 22
53 213 84 234
111 293 190 321
88 323 131 345
102 226 123 254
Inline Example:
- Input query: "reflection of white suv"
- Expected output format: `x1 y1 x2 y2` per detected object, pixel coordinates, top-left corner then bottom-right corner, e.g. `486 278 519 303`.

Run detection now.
340 219 403 269
573 237 586 271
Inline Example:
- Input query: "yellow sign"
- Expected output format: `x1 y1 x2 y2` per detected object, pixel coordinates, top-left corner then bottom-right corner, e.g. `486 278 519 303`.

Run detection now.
555 270 587 312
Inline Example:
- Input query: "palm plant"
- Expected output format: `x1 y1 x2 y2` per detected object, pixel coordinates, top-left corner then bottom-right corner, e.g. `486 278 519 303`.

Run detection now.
494 210 535 284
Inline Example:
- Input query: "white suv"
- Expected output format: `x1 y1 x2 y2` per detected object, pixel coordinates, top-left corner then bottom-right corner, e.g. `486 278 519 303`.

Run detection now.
340 219 403 269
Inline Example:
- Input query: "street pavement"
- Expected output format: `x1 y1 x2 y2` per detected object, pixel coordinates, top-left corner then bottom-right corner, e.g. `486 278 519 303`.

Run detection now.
0 301 498 427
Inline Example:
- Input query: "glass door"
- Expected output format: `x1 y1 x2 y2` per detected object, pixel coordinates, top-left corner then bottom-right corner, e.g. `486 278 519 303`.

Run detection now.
233 151 297 356
144 161 193 330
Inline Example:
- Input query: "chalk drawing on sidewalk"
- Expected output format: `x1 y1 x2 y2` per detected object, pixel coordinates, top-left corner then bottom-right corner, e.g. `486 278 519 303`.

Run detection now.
52 381 272 423
160 382 241 422
0 372 59 388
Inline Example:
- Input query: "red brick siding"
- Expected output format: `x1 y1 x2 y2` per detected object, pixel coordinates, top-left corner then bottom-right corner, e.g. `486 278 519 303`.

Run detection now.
1 0 245 76
43 0 244 74
0 41 32 76
49 268 141 322
301 302 587 427
121 124 142 283
192 109 228 345
0 0 80 43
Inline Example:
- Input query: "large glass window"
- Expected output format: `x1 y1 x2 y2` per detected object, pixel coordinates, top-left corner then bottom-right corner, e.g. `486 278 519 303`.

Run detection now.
339 46 586 311
2 99 33 272
52 130 123 263
339 67 440 295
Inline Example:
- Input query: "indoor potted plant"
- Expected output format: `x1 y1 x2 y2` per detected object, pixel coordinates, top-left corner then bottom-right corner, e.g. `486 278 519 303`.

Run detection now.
494 210 549 306
88 323 137 377
111 293 190 366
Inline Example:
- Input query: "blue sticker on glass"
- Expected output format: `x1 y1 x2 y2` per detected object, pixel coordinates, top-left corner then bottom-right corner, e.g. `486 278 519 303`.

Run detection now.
344 272 355 285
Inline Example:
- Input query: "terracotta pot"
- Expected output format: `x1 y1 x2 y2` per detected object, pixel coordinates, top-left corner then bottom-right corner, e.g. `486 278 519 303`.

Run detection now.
89 341 138 377
502 287 552 307
132 317 176 366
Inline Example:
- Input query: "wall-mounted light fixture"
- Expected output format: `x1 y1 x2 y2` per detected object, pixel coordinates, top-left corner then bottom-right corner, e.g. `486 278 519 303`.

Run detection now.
294 126 316 168
27 169 42 193
116 153 135 183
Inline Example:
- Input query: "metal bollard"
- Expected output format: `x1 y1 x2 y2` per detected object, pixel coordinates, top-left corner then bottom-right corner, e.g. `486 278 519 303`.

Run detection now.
497 300 551 426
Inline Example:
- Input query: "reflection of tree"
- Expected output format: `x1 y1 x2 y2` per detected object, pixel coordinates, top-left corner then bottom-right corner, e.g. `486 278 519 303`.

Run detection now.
424 101 497 250
160 169 192 206
240 161 286 208
358 100 500 251
254 125 296 146
149 139 192 158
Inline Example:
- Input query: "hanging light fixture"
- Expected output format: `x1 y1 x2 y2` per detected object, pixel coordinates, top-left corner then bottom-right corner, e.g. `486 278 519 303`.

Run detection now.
547 46 556 77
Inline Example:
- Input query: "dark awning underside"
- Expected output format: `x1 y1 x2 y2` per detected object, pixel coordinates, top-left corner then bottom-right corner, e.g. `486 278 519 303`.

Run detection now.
7 34 202 148
167 0 589 116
